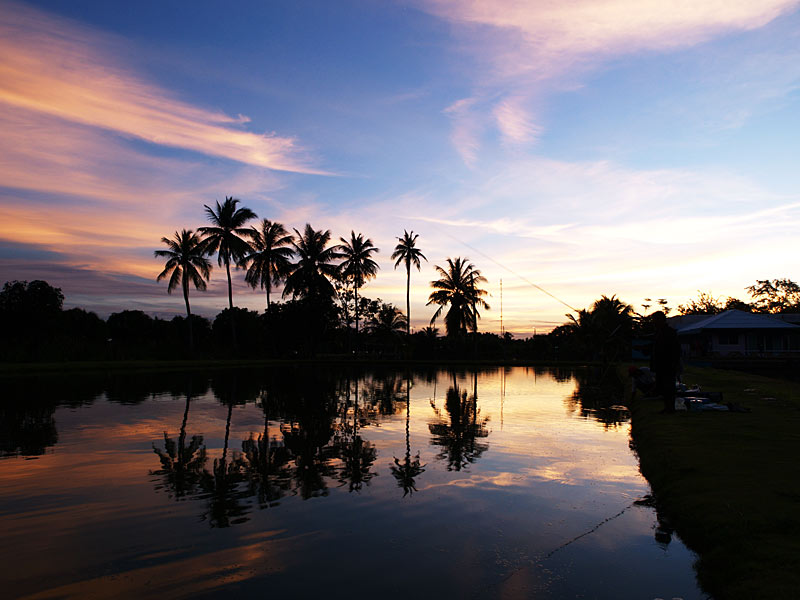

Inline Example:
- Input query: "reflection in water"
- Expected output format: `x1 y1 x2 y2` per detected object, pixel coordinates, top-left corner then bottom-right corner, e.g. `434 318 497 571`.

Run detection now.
335 379 378 492
150 386 207 500
240 391 292 509
428 372 489 471
0 366 704 600
281 375 340 499
1 401 58 457
391 375 425 496
567 366 631 428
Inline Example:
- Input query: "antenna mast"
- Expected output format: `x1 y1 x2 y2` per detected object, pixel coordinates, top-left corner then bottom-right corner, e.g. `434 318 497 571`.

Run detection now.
500 278 504 336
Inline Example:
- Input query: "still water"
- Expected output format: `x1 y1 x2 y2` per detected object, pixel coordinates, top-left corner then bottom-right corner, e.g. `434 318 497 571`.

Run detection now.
1 366 703 599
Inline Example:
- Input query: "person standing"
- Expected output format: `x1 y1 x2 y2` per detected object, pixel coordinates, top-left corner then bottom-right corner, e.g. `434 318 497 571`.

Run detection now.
650 311 681 413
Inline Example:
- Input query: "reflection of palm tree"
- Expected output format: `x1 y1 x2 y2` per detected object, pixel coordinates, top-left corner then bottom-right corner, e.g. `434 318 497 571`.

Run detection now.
154 229 212 349
336 231 379 340
240 219 294 310
151 389 207 499
281 379 340 499
240 392 292 508
429 375 489 471
391 375 425 496
391 230 427 336
427 257 489 337
199 400 249 527
198 197 257 309
335 378 378 492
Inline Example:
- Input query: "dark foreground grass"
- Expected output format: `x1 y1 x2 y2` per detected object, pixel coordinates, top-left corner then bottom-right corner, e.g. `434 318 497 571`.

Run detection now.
630 365 800 599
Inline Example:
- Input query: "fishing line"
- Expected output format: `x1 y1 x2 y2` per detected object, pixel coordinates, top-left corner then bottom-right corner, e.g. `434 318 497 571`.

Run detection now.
434 227 579 313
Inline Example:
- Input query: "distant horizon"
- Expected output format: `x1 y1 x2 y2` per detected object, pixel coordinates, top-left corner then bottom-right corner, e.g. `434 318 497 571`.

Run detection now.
2 0 799 335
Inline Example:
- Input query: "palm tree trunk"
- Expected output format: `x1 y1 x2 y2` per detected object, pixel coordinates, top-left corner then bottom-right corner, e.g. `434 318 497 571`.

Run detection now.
354 283 360 352
266 280 271 310
225 258 234 309
406 262 411 337
182 275 194 351
224 255 238 350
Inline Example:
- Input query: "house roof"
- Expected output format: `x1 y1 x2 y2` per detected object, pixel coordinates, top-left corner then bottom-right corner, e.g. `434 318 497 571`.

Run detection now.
677 309 800 334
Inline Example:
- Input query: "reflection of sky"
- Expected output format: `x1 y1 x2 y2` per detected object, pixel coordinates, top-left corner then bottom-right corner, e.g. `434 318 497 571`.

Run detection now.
1 1 799 332
0 368 701 599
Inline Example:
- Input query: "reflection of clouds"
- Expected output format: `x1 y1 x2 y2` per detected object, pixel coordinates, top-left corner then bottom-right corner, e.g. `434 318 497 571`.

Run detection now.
19 534 300 600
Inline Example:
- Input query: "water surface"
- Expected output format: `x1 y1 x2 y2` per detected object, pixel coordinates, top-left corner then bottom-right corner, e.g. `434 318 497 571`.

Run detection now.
0 366 703 599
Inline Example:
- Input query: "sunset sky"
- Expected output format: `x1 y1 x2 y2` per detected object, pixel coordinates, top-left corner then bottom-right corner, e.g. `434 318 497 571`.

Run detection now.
1 0 799 334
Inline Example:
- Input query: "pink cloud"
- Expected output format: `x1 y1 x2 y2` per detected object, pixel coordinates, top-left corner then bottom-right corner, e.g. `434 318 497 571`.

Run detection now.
0 2 326 174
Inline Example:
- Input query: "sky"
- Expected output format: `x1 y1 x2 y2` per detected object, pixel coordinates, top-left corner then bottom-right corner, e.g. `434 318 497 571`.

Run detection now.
1 0 799 335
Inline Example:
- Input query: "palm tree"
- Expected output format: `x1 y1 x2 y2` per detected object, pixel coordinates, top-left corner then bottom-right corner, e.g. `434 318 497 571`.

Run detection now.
154 229 212 350
282 224 342 301
198 197 257 309
391 230 427 336
427 257 489 337
240 219 294 309
337 231 379 338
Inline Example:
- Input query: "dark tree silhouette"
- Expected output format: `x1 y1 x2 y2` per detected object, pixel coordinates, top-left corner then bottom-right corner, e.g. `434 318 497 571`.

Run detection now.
283 224 342 301
241 219 294 309
337 231 379 340
427 257 489 337
198 196 257 309
154 229 212 350
391 230 427 336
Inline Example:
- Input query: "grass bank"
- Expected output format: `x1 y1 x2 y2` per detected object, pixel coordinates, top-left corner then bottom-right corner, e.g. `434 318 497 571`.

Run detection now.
630 365 800 599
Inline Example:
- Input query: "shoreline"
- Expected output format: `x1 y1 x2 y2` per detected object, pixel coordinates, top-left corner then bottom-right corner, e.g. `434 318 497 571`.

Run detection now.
629 365 800 599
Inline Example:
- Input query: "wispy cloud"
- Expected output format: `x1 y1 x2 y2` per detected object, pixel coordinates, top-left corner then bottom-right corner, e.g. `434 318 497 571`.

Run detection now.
0 1 326 174
420 0 800 163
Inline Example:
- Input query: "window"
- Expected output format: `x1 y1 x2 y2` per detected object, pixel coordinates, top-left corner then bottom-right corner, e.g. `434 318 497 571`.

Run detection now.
718 332 739 345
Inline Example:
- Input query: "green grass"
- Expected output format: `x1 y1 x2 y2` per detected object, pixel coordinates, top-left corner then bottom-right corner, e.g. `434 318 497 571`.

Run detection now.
630 365 800 599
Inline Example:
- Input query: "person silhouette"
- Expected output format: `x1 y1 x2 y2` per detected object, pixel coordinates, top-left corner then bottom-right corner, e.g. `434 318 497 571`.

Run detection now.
650 311 681 413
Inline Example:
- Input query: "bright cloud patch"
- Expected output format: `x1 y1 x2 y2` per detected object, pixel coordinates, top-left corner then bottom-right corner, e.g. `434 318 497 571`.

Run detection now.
0 2 323 174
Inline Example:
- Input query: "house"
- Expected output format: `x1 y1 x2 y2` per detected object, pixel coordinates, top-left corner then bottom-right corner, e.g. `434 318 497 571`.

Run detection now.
673 309 800 357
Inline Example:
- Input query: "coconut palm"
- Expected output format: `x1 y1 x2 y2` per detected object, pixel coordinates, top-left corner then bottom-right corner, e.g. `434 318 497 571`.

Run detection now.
154 229 212 350
391 230 426 336
240 219 294 309
283 224 342 301
427 257 489 337
337 231 379 338
198 197 257 309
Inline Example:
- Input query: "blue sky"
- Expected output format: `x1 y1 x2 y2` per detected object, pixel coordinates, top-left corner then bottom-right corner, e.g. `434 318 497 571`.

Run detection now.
1 0 799 333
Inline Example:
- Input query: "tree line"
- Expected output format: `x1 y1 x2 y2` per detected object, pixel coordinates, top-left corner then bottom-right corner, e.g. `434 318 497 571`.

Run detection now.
155 196 490 353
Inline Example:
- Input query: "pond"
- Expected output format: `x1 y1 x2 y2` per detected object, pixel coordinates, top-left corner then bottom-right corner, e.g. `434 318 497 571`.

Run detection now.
0 366 704 599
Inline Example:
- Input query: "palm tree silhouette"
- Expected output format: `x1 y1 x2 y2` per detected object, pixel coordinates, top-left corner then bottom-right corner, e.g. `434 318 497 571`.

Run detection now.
337 231 379 341
391 230 427 336
198 197 257 310
368 303 407 347
283 224 342 301
154 229 212 350
240 219 294 310
427 257 489 337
